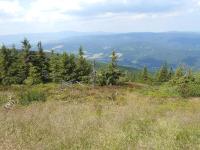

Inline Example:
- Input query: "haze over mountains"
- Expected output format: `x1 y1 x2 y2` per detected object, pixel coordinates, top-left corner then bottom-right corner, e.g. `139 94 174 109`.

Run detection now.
1 31 200 70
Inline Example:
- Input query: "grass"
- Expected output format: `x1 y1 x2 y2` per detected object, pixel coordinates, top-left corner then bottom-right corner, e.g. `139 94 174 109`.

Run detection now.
0 83 200 149
19 89 46 105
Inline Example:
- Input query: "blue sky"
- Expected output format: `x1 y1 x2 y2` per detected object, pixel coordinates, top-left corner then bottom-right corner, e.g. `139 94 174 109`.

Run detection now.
0 0 200 35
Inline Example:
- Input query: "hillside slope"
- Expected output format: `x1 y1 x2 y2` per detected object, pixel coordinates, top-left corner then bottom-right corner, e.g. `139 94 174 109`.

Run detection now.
45 32 200 70
1 32 200 69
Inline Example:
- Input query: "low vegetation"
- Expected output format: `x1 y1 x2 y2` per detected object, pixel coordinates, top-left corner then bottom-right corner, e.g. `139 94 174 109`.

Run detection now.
19 89 46 105
0 84 200 149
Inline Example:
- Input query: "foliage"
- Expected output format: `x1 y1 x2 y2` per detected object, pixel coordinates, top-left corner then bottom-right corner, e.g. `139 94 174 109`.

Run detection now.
0 40 93 85
140 84 180 98
24 63 42 85
19 89 46 105
157 63 169 82
141 66 148 82
49 52 62 82
98 51 122 85
75 46 92 82
172 69 198 97
61 53 77 81
36 41 49 83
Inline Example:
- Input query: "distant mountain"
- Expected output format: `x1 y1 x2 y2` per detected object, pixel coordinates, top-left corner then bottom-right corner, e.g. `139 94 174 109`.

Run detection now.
1 31 200 70
0 31 109 46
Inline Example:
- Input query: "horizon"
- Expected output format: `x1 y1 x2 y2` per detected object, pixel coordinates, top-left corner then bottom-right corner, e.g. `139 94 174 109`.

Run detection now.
1 0 200 35
1 30 200 37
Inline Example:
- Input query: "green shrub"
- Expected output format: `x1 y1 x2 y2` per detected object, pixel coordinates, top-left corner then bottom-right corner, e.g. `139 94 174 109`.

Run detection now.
186 83 200 97
142 84 180 98
19 89 46 105
176 77 200 98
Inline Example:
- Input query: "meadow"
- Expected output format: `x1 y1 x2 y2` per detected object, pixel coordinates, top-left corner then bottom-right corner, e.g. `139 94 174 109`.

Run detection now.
0 83 200 150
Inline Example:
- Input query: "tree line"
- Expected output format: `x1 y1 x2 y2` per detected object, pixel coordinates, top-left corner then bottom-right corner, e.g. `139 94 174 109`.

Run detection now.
1 38 198 93
140 63 193 84
139 63 200 97
0 39 122 86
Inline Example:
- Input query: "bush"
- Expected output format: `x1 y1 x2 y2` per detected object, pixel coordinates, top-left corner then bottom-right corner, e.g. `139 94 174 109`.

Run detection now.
185 83 200 97
175 76 200 98
142 84 180 98
19 89 46 105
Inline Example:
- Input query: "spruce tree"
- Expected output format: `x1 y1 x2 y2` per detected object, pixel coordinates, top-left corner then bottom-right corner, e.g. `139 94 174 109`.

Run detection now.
68 54 76 80
19 38 31 82
24 63 42 85
61 52 76 81
175 66 184 78
49 52 62 82
157 63 169 82
0 45 10 84
0 45 19 85
168 67 174 80
36 41 49 83
99 51 121 85
75 46 92 82
170 66 185 85
7 45 20 84
107 51 119 85
141 66 148 82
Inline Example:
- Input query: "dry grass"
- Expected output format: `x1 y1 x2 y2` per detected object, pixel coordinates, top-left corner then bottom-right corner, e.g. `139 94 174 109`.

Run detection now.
0 84 200 150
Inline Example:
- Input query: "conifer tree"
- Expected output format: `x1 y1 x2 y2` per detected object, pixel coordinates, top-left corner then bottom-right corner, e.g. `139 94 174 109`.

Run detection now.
0 45 10 84
75 46 92 82
168 67 174 80
7 45 21 84
175 66 184 78
49 52 62 82
98 51 121 85
19 38 31 82
24 63 42 85
170 66 185 85
0 45 20 85
61 52 76 81
68 54 76 80
36 41 49 82
141 66 148 82
157 63 169 82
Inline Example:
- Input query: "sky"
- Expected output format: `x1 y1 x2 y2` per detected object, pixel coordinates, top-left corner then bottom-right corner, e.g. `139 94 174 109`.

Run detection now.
0 0 200 35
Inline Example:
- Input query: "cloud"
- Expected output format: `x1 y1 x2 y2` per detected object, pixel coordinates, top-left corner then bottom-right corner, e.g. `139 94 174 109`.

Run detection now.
20 0 108 22
71 0 184 17
0 0 192 23
52 45 64 50
0 0 22 15
116 53 123 58
0 0 200 34
89 53 104 59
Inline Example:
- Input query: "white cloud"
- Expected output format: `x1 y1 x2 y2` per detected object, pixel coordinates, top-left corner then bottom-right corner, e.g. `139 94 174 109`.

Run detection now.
52 45 64 50
1 0 200 34
0 0 22 15
4 0 190 23
89 53 104 59
0 0 196 23
116 53 123 58
21 0 109 23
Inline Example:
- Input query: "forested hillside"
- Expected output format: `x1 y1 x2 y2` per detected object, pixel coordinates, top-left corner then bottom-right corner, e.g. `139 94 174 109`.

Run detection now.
2 32 200 70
